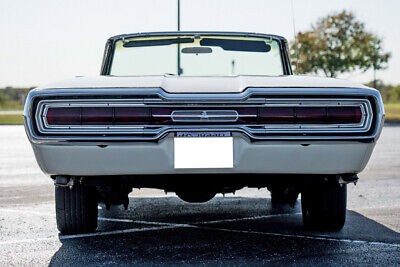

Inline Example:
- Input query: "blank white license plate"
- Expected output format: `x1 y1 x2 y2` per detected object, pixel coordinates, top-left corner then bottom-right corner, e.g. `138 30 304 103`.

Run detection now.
174 137 233 169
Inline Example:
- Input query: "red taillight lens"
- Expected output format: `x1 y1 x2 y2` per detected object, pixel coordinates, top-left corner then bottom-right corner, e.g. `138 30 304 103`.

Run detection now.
327 106 362 123
258 106 362 124
46 107 81 125
114 107 151 124
259 107 295 123
236 107 258 123
295 107 326 123
151 107 173 124
81 107 113 125
46 107 151 126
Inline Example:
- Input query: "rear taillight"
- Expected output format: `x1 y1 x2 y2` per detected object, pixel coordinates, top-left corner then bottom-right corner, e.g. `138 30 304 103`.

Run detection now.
295 107 326 123
259 107 295 123
259 106 362 124
45 106 362 125
81 107 113 125
327 106 362 123
46 107 152 126
46 107 81 125
114 107 151 124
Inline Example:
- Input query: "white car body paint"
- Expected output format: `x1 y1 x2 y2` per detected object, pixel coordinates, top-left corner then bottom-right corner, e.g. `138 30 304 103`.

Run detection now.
31 134 375 176
25 74 383 176
35 75 369 93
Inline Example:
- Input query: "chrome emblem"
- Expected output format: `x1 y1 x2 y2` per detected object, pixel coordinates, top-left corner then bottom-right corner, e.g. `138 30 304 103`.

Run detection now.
171 110 239 122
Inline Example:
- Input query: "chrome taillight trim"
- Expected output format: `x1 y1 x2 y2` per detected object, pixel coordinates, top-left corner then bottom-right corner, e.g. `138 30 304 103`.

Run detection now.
23 87 385 143
35 98 372 135
170 110 242 122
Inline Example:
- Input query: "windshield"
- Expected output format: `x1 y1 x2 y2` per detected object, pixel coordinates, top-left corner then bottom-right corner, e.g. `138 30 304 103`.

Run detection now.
109 35 284 76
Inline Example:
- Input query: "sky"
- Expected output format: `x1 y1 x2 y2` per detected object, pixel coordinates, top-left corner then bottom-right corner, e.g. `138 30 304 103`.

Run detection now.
0 0 399 87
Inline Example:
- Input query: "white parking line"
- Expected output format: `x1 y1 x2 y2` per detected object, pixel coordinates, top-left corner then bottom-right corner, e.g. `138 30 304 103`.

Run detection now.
196 213 302 225
59 225 186 240
0 208 53 217
1 208 399 248
0 208 301 225
100 213 303 226
0 237 56 245
98 217 135 223
59 219 400 248
0 225 187 245
194 226 400 248
0 196 24 200
98 217 194 227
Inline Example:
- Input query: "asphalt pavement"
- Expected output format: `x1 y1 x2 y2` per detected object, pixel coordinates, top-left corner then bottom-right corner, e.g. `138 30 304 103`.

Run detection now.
0 125 399 266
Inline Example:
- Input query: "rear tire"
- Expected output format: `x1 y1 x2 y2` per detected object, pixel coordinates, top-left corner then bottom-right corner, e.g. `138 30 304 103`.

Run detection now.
55 179 98 234
301 178 346 231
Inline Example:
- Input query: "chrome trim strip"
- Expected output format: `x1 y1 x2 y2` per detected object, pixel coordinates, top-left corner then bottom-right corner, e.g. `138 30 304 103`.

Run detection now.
35 98 371 134
23 87 385 144
171 110 240 122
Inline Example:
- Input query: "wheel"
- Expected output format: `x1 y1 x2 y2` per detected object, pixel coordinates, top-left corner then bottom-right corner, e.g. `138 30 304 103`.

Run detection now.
176 189 216 203
301 178 347 231
55 178 98 234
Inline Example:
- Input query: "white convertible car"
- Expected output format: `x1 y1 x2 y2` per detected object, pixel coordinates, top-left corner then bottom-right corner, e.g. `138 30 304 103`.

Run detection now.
24 32 384 234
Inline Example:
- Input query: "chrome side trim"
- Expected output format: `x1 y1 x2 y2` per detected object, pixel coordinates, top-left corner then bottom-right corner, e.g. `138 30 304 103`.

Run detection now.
23 87 385 144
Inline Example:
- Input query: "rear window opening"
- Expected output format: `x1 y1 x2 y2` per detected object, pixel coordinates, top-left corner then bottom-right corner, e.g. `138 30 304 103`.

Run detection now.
110 35 283 77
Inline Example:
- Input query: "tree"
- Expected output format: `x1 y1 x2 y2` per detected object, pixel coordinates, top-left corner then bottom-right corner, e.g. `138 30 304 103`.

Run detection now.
0 92 11 108
365 80 393 102
362 34 391 88
290 10 391 80
390 85 400 102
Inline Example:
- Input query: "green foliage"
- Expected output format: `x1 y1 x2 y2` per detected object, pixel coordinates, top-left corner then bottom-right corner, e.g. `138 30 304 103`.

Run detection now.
290 10 391 77
384 103 400 122
0 92 11 105
390 85 400 102
0 114 23 125
0 87 32 110
365 80 400 103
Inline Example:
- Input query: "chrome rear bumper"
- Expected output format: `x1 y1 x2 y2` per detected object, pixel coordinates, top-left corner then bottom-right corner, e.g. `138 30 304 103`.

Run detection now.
31 133 376 176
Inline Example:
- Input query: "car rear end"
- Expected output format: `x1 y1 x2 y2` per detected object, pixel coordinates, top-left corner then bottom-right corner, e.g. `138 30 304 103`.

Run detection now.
24 86 384 176
23 31 385 234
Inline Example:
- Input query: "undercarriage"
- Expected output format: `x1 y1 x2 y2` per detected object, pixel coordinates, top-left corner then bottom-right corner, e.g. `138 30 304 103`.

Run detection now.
53 174 357 234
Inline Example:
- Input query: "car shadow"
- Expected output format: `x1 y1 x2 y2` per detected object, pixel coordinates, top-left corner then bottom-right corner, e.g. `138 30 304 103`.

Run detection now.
49 196 400 266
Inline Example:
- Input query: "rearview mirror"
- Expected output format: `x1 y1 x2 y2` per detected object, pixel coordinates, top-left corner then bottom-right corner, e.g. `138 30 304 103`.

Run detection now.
181 47 212 54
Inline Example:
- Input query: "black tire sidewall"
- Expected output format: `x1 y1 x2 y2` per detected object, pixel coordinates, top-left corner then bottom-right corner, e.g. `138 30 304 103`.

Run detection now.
55 182 98 234
301 179 347 231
